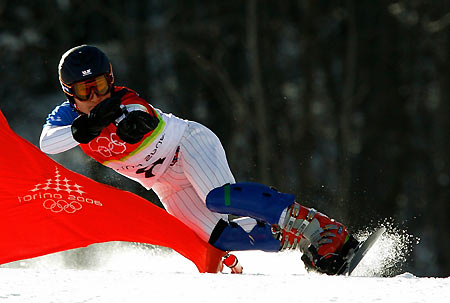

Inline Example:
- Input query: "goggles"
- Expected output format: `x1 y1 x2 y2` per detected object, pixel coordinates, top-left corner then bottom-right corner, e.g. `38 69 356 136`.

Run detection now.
61 74 112 101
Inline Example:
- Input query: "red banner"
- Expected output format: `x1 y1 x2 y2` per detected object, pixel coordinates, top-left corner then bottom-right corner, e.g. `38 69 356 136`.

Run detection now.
0 110 225 273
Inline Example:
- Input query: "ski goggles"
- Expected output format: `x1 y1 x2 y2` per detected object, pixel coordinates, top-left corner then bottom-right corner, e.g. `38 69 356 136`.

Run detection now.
61 74 112 101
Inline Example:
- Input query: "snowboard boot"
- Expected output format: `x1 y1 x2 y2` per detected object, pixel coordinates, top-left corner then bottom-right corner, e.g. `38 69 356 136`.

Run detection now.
275 202 359 275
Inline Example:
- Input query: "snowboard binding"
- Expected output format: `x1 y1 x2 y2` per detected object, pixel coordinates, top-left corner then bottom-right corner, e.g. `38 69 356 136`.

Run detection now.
302 234 360 275
302 227 386 276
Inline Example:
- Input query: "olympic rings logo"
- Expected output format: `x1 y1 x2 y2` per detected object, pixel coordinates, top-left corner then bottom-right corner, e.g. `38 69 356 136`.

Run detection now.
88 133 127 157
43 199 82 214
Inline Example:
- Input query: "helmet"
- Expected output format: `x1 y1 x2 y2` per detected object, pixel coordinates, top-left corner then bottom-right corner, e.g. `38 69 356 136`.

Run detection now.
58 45 114 101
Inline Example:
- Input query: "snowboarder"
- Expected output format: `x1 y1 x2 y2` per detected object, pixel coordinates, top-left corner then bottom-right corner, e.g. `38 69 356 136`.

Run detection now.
40 45 359 275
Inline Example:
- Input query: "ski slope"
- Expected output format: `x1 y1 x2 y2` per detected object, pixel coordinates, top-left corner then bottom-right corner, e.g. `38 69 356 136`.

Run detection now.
0 229 448 303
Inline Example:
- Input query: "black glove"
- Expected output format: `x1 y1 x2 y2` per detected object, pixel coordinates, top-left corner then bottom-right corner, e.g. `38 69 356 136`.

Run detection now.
116 110 159 144
87 89 127 129
71 90 127 143
71 114 100 144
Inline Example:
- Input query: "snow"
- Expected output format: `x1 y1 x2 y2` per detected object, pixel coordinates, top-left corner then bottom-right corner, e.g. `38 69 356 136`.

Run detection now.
1 230 448 302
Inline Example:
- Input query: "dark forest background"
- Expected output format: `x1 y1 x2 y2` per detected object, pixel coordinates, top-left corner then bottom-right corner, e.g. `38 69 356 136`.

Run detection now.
0 0 449 277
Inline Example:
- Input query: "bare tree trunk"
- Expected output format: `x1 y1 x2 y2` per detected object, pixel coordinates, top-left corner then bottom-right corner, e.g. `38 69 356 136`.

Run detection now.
247 0 271 184
432 27 450 277
171 40 252 176
294 0 316 200
337 0 358 220
122 0 149 94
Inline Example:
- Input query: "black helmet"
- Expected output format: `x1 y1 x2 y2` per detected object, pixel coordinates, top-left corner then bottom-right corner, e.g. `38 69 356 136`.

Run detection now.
58 45 114 100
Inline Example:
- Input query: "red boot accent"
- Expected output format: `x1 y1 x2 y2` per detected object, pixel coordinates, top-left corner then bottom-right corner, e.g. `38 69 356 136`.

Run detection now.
280 203 350 259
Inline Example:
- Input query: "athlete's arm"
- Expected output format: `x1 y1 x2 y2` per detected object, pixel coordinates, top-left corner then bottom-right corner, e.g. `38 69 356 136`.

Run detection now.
40 101 79 154
115 87 160 144
40 124 79 154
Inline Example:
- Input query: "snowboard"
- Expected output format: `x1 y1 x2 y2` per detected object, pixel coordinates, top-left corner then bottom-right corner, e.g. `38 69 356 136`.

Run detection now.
341 227 386 276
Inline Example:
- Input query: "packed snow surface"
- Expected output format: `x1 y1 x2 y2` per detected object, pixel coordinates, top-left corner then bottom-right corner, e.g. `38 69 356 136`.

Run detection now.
1 228 448 302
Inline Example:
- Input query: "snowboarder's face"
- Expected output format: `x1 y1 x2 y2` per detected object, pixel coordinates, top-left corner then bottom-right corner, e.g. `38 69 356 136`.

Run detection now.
70 74 113 114
74 91 112 114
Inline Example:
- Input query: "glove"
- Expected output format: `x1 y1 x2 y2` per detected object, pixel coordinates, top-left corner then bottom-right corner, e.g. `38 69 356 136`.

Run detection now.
87 89 127 129
71 114 100 144
116 110 159 144
71 90 127 143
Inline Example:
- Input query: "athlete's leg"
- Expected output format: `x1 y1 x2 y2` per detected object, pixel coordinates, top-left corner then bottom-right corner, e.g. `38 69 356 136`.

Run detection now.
207 182 359 275
209 217 281 252
152 159 228 243
178 121 236 202
206 182 295 225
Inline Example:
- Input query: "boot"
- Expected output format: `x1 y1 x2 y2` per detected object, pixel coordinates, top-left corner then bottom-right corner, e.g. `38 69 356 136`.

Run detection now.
275 202 359 275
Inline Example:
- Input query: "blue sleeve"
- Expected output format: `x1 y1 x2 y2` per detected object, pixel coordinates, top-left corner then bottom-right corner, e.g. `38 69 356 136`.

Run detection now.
44 101 79 127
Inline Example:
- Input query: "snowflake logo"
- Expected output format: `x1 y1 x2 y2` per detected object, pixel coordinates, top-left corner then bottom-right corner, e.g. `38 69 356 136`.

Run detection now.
29 167 85 195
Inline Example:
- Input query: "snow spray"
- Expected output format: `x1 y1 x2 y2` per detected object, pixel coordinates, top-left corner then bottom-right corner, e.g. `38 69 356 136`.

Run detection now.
351 219 419 277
